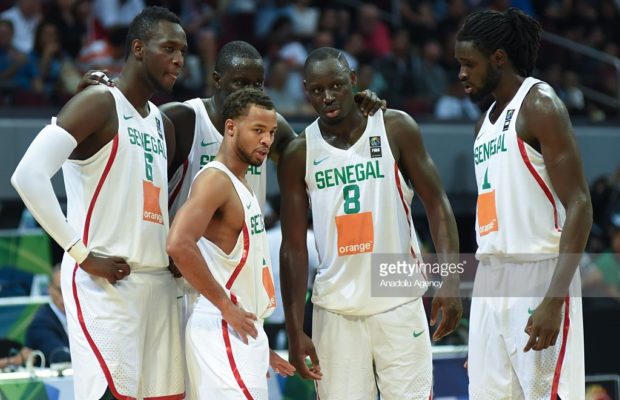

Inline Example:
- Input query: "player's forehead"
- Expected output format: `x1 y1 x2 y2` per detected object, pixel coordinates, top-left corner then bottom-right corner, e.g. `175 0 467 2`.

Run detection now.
305 58 349 84
242 105 277 127
149 20 187 45
223 57 264 79
455 40 484 60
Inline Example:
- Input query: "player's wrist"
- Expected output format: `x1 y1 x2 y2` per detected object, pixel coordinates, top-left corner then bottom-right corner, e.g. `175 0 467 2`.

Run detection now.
67 239 90 264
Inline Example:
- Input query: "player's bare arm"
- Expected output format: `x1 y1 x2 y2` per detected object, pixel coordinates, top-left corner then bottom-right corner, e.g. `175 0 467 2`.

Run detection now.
518 84 592 352
160 101 196 174
385 109 463 341
278 134 322 380
167 169 258 343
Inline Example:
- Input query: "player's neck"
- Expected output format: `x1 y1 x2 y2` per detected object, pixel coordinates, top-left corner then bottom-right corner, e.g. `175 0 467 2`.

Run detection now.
318 109 366 142
115 72 153 116
216 150 249 181
492 74 525 111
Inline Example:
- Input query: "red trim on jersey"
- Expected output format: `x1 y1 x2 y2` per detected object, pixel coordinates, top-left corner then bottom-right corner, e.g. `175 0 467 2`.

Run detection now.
516 137 561 231
221 223 253 398
168 159 189 207
394 162 420 267
71 135 132 400
550 297 570 399
225 224 250 290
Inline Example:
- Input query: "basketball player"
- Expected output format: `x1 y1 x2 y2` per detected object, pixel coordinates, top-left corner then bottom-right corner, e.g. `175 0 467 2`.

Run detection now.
167 88 294 400
11 7 187 400
455 8 592 399
278 47 463 399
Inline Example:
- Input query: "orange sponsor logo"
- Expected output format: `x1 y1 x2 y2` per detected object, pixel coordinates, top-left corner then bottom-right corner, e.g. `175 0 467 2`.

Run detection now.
477 190 498 236
335 211 374 256
143 180 164 224
262 266 276 308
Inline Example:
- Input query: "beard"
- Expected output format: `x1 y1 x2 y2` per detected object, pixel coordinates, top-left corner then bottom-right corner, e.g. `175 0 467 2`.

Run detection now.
469 65 501 103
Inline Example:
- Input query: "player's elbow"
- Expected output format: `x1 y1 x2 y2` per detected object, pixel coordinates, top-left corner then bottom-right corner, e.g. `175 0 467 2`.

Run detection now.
11 163 31 197
166 234 186 263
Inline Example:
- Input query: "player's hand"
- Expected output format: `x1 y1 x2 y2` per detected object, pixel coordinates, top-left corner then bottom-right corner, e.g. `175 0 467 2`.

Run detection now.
221 302 258 344
523 298 563 352
80 253 130 284
269 349 296 377
77 70 114 92
287 332 322 380
430 281 463 341
167 257 183 278
354 89 387 117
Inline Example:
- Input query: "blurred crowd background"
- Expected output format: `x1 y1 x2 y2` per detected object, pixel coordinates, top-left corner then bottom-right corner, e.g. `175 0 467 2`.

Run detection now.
1 0 620 122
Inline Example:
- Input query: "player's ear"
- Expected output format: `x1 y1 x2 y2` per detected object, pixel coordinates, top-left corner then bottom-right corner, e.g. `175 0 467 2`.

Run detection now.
492 48 507 68
132 39 144 60
224 118 235 137
213 71 221 89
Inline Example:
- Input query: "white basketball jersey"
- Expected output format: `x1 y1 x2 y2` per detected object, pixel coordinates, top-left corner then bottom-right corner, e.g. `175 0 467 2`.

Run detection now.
305 110 424 316
168 98 267 217
62 86 169 270
194 161 276 320
474 77 565 261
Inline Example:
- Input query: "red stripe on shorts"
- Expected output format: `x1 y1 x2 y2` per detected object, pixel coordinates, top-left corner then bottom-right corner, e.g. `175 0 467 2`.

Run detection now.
551 297 570 399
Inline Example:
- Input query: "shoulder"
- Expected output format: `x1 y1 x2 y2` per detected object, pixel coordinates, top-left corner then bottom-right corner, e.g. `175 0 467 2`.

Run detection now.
522 82 566 117
383 108 422 145
383 108 419 130
281 132 307 158
59 85 115 119
160 101 196 130
192 166 233 193
519 81 570 140
160 101 196 120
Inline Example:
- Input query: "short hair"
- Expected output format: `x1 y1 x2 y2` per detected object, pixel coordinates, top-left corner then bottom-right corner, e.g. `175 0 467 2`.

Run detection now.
215 41 262 73
457 8 541 77
304 47 350 74
124 6 181 60
222 88 274 121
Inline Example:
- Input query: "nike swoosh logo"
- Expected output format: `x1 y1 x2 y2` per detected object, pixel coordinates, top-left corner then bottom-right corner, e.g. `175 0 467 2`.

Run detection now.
528 307 535 315
313 156 330 166
413 330 424 338
201 140 218 147
246 202 252 209
123 114 133 120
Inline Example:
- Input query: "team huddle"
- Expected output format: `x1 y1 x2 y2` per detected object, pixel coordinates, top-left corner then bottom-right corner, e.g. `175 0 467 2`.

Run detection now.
11 5 591 400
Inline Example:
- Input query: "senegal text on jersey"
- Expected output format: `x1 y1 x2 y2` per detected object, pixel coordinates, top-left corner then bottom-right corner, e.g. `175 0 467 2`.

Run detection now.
474 133 507 166
315 160 385 190
128 127 167 159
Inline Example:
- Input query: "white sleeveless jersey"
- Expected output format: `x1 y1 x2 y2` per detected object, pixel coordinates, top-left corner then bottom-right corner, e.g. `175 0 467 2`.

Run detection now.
474 77 565 261
194 161 276 320
305 110 424 316
168 98 267 217
62 86 169 270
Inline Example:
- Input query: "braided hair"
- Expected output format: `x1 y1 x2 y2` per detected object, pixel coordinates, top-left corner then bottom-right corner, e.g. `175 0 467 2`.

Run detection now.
457 8 541 76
